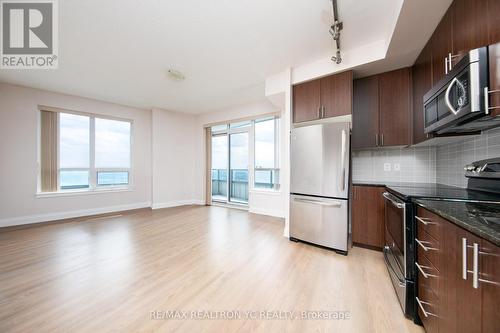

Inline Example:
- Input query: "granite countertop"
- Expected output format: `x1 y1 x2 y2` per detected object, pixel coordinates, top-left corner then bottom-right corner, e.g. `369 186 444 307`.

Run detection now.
352 181 500 203
415 199 500 246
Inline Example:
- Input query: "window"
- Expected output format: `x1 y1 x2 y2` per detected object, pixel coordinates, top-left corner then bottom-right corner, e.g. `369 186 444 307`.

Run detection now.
95 118 131 186
40 109 132 193
254 117 280 190
59 113 90 189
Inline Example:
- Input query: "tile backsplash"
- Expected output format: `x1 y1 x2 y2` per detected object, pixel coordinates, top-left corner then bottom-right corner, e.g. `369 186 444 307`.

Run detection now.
352 127 500 188
436 127 500 188
352 147 436 184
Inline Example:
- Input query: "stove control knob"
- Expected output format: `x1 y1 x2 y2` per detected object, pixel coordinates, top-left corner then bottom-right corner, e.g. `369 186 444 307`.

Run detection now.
464 165 476 172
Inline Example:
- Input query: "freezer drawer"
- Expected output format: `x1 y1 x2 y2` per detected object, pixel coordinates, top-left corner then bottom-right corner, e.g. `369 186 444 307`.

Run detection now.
290 122 350 199
290 194 348 251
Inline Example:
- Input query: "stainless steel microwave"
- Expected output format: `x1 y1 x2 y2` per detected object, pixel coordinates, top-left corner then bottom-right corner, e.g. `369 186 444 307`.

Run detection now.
423 46 500 134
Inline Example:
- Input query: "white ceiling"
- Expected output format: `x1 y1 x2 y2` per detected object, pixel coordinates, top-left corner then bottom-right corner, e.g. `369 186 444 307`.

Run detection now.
353 0 454 77
1 0 410 113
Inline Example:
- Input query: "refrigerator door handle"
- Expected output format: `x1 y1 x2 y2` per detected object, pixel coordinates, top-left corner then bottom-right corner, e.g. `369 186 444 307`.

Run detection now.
293 197 342 207
340 129 346 192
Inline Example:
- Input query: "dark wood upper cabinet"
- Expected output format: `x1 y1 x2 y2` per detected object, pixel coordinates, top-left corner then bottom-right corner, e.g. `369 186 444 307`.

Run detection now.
352 75 379 149
321 70 352 118
431 7 453 84
351 186 385 249
451 0 489 65
379 68 412 146
412 42 433 145
352 68 411 148
292 79 320 123
488 0 500 44
489 42 500 117
293 71 352 123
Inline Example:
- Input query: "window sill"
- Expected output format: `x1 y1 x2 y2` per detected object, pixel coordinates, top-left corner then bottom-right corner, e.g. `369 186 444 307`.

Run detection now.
249 188 282 195
36 187 133 198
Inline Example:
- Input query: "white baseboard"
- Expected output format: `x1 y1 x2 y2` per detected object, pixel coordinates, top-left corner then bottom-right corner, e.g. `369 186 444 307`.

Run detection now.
249 207 285 218
0 201 152 228
151 199 205 210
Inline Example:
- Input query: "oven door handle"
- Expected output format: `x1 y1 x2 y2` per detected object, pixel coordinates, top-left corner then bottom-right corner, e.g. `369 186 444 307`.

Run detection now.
383 246 406 287
383 192 405 209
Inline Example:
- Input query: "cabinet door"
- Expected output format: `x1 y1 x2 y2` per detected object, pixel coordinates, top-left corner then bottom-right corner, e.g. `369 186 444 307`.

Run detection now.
351 186 385 249
440 222 482 333
488 0 500 44
480 238 500 333
451 0 489 65
293 79 321 123
321 70 353 118
489 43 500 117
431 7 453 83
412 42 433 145
379 68 411 146
352 76 379 149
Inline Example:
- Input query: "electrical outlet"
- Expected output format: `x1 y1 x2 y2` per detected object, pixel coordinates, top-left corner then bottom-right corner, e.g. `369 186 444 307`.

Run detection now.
384 163 391 171
394 163 401 171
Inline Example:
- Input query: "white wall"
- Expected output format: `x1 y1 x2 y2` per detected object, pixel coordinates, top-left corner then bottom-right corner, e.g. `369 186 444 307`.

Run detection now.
196 100 287 218
0 83 152 227
151 108 201 208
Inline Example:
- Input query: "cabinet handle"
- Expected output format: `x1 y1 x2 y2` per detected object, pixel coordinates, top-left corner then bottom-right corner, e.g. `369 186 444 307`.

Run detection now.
415 216 434 226
448 52 460 71
444 56 449 74
416 297 437 318
318 106 322 119
416 238 437 252
462 238 468 280
320 106 325 118
415 262 437 278
375 134 379 146
472 242 479 289
381 133 384 146
484 86 500 114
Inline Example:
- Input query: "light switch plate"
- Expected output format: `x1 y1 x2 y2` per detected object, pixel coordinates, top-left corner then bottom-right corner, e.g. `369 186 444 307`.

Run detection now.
384 163 391 171
394 163 401 171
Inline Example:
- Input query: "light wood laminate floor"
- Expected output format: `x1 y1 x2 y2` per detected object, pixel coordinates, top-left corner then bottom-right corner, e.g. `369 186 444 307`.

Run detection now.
0 205 424 333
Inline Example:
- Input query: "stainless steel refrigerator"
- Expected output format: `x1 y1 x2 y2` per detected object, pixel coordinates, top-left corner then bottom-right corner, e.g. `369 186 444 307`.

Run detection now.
290 122 350 253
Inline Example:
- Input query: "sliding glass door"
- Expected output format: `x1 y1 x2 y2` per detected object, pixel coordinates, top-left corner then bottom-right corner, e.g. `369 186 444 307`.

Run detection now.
229 132 248 203
211 134 228 202
211 126 249 204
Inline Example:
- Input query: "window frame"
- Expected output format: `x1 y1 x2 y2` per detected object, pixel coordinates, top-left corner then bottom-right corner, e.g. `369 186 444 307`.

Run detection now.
38 106 134 194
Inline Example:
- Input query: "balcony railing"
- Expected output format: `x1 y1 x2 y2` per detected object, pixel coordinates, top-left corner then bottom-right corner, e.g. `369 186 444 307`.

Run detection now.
211 168 279 202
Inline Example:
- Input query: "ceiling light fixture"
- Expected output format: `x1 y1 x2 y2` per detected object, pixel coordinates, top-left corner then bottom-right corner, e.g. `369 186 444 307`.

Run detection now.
166 69 185 81
329 0 343 64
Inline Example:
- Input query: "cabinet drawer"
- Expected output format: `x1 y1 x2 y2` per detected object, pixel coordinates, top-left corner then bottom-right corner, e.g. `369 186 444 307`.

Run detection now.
417 283 439 333
416 228 440 271
416 253 440 300
416 207 442 240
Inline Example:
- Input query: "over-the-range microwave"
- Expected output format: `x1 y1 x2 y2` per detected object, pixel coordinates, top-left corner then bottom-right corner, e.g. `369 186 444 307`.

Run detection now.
423 46 500 135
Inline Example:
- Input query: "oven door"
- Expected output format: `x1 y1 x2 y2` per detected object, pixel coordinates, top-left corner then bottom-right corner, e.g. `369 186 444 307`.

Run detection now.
383 192 406 274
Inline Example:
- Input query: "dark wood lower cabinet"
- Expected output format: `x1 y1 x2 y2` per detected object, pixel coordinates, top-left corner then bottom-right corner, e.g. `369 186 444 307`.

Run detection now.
416 206 500 333
439 222 482 333
480 238 500 333
351 186 385 249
